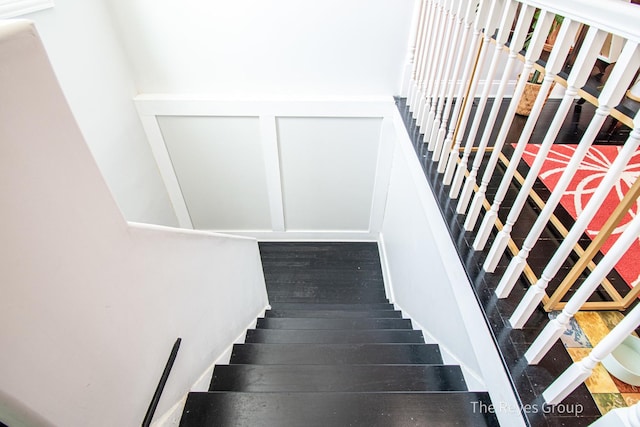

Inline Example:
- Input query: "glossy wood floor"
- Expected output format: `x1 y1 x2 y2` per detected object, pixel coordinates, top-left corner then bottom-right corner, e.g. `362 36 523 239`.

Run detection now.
180 242 500 426
396 97 639 427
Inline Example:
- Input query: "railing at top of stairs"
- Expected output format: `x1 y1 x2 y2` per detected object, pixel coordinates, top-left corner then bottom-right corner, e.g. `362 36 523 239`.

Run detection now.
401 0 640 424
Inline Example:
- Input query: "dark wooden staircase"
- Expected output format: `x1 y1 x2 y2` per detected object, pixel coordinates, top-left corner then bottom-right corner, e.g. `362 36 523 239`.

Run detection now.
179 242 500 426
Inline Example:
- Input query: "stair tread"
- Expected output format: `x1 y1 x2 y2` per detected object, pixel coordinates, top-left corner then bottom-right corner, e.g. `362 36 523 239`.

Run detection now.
267 296 390 304
180 391 500 427
230 343 444 365
256 317 412 330
268 302 393 310
210 364 467 392
245 329 424 344
265 309 402 318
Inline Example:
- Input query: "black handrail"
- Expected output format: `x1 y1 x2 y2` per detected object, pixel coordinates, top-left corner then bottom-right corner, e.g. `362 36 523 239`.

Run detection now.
142 338 182 427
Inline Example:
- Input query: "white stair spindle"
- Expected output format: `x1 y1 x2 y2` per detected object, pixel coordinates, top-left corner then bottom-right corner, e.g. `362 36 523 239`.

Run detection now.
472 10 556 250
542 303 640 404
507 41 640 329
445 0 504 193
589 402 640 427
525 211 640 365
417 0 448 128
421 0 459 139
429 0 466 156
410 0 436 115
463 4 537 230
497 60 637 301
509 127 640 327
437 0 482 174
449 2 514 199
424 1 456 151
430 0 468 160
455 1 519 213
403 0 426 100
483 18 598 273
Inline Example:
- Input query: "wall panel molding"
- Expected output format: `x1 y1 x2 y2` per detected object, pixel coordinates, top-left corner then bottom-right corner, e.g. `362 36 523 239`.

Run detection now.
135 96 398 237
0 0 53 19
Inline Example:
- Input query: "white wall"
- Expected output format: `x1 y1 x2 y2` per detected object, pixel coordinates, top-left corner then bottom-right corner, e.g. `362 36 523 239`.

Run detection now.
380 142 483 376
108 0 415 97
378 111 526 427
0 21 268 427
18 1 177 226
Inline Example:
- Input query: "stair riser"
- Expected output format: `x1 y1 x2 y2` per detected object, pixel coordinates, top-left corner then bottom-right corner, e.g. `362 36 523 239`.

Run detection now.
268 303 393 311
245 329 425 344
265 309 402 319
229 343 444 365
256 318 412 330
210 364 468 392
180 392 501 427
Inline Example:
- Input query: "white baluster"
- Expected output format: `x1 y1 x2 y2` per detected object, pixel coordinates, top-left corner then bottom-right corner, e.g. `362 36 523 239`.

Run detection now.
410 0 436 114
417 0 448 128
472 10 556 250
422 0 457 140
463 4 537 229
430 0 468 161
507 41 640 329
444 0 503 190
402 0 426 99
526 211 640 365
510 128 640 329
455 1 518 212
542 303 640 404
428 0 465 155
437 0 482 174
449 0 515 199
481 18 586 272
590 401 640 427
509 138 640 328
497 64 636 301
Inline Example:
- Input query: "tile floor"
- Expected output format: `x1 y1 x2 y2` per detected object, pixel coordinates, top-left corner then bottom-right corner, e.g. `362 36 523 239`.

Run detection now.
555 310 640 415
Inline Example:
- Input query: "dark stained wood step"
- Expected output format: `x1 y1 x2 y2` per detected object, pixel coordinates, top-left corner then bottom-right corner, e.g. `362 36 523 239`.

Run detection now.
210 364 468 392
267 292 387 301
245 329 424 344
229 343 444 365
264 309 402 318
265 280 384 289
180 391 500 427
268 302 393 310
266 293 389 304
256 317 412 330
263 275 384 285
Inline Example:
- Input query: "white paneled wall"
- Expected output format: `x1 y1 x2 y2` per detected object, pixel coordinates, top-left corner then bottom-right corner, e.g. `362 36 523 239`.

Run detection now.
136 97 394 239
277 117 382 231
158 116 272 230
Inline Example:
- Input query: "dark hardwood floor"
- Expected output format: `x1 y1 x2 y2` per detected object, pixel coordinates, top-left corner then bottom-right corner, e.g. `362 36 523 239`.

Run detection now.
395 97 638 427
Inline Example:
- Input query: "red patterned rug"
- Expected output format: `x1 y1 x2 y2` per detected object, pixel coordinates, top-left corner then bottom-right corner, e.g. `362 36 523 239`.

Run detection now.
520 144 640 288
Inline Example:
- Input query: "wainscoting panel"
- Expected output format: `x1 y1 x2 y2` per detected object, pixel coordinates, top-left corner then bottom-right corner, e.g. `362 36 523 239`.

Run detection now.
136 97 396 237
276 117 383 231
158 115 272 231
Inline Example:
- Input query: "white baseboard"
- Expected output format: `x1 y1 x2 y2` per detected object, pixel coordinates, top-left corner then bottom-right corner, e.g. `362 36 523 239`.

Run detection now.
393 302 487 391
377 233 396 304
151 306 267 427
209 230 379 241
